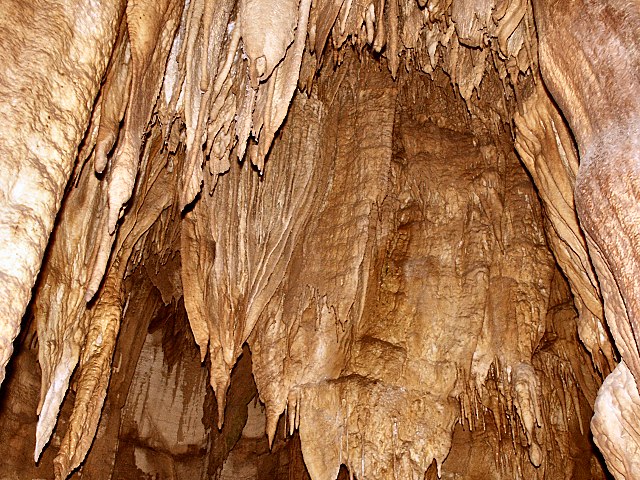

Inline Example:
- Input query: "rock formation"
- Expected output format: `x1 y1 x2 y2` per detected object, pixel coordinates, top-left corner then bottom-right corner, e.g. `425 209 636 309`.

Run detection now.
0 0 638 478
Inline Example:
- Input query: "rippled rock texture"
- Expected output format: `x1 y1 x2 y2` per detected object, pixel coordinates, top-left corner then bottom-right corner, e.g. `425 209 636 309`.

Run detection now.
0 0 638 479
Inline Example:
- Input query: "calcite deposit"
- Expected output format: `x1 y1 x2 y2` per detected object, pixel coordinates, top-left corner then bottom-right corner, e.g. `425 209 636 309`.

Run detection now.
0 0 638 479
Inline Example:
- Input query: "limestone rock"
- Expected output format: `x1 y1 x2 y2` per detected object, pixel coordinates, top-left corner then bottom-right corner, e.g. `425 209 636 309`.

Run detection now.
0 1 638 479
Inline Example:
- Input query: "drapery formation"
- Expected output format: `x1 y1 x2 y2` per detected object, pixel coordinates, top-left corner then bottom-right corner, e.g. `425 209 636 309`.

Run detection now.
0 0 638 478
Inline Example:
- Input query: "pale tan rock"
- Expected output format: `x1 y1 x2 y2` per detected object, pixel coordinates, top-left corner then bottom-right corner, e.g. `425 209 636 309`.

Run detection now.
182 92 327 428
88 0 183 299
0 1 638 479
451 0 494 48
121 328 209 456
33 152 110 462
514 81 614 376
239 0 299 86
0 0 124 389
53 263 124 480
592 361 640 479
35 127 180 475
534 1 640 477
93 22 132 176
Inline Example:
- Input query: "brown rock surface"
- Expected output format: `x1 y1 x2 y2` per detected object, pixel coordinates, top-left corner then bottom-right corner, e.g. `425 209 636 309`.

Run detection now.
0 1 638 479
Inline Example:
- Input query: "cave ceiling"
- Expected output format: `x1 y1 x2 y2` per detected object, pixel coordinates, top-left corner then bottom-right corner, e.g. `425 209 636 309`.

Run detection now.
0 0 639 479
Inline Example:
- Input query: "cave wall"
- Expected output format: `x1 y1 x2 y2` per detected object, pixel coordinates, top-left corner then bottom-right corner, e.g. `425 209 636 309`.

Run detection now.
0 56 609 479
0 0 638 479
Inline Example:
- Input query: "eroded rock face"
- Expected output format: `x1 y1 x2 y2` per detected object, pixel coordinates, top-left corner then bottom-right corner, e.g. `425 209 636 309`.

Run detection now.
0 0 638 479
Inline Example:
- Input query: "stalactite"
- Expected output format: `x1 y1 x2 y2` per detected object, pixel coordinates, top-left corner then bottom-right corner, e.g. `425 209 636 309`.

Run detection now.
94 23 132 175
240 0 299 86
0 0 125 390
34 142 112 462
514 81 615 374
86 0 183 300
2 0 633 478
53 260 125 480
109 0 182 226
182 92 326 428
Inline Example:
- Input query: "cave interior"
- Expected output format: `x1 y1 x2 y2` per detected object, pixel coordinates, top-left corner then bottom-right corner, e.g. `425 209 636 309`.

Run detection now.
0 0 638 479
